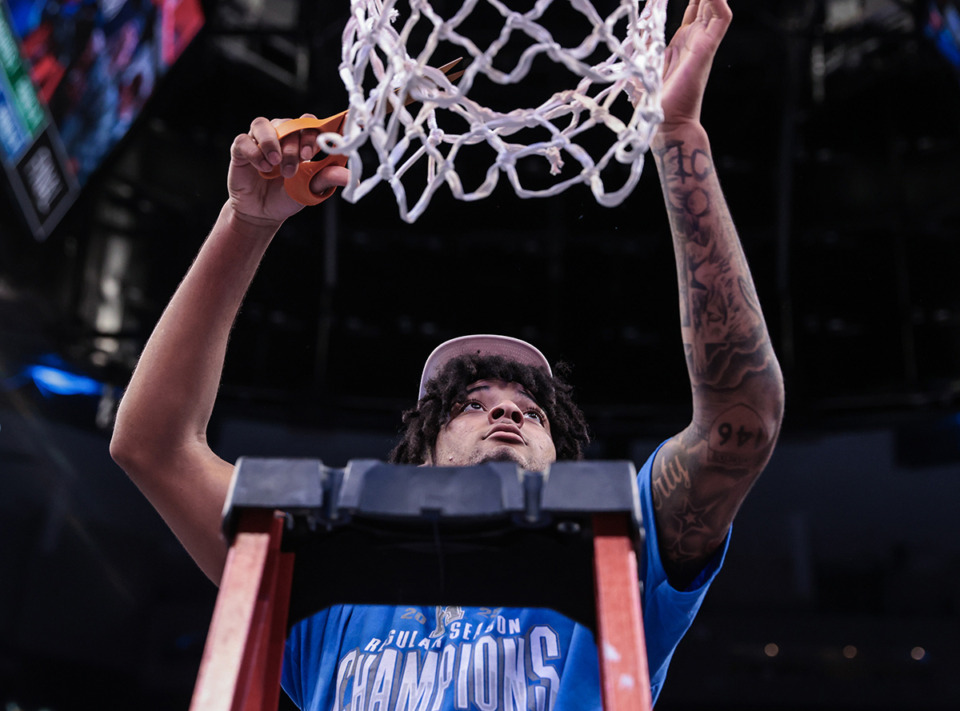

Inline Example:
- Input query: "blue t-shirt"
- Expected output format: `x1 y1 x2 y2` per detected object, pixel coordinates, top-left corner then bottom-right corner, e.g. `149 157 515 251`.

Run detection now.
282 446 728 710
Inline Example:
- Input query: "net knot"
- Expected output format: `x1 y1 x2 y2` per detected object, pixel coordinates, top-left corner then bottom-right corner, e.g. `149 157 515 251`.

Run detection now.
545 146 564 176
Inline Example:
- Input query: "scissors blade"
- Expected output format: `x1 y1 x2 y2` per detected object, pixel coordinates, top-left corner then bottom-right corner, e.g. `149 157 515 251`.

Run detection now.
435 57 463 75
386 58 465 114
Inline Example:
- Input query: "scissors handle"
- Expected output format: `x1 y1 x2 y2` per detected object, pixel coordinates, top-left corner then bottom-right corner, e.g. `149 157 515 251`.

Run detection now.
258 60 463 206
258 112 349 206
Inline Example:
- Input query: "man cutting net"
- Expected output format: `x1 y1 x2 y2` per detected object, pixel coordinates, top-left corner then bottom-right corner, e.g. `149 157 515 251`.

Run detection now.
111 1 783 707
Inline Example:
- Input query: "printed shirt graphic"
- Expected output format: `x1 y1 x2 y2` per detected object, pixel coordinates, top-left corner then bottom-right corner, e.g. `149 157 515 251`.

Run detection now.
282 444 729 710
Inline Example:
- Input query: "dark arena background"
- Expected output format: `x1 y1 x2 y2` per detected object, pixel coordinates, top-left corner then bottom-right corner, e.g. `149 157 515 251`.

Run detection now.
1 1 959 709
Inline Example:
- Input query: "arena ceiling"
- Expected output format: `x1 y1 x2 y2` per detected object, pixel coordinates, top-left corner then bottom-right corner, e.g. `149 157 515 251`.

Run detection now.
3 0 958 444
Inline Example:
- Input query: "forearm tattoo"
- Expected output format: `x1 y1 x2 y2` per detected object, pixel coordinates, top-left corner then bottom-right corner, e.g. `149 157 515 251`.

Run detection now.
654 139 769 391
651 139 783 583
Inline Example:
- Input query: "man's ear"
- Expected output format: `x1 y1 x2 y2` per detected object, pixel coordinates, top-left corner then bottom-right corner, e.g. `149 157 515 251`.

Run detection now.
421 448 435 466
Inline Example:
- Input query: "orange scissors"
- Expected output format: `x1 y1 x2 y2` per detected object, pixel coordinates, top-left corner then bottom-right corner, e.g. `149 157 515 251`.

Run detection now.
259 59 464 206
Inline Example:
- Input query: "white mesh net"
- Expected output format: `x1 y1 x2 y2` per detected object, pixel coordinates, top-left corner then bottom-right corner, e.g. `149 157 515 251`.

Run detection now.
320 0 669 222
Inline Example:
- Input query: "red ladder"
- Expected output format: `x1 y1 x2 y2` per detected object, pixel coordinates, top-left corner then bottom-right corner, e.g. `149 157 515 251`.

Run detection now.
189 508 651 711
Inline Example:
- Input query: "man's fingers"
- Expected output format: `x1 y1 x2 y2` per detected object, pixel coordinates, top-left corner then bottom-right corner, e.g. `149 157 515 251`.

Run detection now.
310 165 350 196
231 132 271 173
706 0 732 30
259 114 321 178
295 113 321 161
275 127 303 179
249 117 283 168
682 0 700 27
698 0 732 37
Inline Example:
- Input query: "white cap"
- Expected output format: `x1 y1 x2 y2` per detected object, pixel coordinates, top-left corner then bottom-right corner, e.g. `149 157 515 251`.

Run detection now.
418 334 552 399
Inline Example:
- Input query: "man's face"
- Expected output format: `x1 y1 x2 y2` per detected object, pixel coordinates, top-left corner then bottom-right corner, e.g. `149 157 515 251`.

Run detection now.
428 379 557 472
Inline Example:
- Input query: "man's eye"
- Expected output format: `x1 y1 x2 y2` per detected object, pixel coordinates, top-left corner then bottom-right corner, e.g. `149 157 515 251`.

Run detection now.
461 401 484 412
524 410 545 424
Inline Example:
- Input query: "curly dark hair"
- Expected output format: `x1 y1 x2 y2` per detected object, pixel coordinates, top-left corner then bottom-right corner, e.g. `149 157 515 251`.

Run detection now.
388 353 591 464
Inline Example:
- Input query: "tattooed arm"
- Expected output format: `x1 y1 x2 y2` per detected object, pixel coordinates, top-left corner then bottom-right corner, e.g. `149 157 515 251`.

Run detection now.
649 0 785 588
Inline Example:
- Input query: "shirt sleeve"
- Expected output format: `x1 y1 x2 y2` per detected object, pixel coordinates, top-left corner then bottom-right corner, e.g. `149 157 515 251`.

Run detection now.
637 440 730 704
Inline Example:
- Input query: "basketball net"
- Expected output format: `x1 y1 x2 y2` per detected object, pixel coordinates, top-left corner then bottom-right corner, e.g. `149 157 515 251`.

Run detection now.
321 0 668 222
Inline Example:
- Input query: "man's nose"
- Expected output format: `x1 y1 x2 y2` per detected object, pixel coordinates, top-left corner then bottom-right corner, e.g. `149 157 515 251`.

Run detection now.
489 401 523 425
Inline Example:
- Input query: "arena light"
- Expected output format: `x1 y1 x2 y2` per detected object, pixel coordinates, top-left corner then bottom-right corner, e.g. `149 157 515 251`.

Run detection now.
926 1 960 70
22 363 104 397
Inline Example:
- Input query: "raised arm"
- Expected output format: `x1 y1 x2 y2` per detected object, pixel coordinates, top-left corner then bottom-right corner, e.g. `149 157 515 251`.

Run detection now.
110 116 348 584
649 0 785 588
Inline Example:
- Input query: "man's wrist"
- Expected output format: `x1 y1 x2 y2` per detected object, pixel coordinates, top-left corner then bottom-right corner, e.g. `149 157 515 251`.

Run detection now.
651 121 710 152
220 201 284 241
